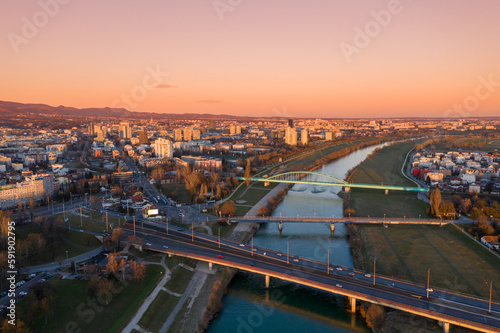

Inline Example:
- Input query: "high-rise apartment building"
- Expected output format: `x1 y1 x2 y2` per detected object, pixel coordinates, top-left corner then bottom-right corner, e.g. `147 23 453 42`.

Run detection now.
153 138 173 160
300 129 309 145
119 122 132 139
285 126 297 145
192 129 201 140
174 129 183 141
184 128 193 141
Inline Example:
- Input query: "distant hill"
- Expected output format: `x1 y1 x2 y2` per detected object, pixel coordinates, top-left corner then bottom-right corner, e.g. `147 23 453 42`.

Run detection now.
0 100 245 120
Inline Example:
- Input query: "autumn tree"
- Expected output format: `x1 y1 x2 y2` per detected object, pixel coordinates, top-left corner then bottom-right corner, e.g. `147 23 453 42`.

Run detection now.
257 206 269 216
111 227 124 250
18 199 24 224
1 319 31 333
365 304 385 329
220 200 236 217
429 188 441 217
459 198 472 215
106 253 120 275
130 261 146 281
245 159 251 187
439 200 456 219
151 165 166 180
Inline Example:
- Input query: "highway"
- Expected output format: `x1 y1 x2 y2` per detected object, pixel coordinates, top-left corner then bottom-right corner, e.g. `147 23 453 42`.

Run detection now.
124 222 500 333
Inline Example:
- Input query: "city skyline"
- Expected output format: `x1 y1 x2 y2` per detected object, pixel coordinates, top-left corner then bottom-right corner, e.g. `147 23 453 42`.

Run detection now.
2 0 500 118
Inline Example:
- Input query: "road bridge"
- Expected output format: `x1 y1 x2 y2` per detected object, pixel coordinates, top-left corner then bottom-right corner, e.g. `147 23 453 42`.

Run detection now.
230 216 448 234
239 171 427 193
126 223 500 333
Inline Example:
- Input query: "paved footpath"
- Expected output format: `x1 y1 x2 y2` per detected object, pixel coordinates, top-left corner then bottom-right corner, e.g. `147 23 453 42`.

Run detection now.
122 257 171 333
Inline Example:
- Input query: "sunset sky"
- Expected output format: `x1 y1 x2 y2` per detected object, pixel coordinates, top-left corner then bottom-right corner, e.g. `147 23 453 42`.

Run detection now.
1 0 499 118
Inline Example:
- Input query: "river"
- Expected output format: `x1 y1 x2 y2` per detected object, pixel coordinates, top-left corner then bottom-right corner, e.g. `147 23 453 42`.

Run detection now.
208 144 387 333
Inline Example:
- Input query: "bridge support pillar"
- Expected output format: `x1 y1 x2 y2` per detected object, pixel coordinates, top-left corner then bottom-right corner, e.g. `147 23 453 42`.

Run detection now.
208 262 213 270
349 297 356 313
278 222 283 232
330 223 335 236
265 275 270 289
440 321 450 333
385 189 389 195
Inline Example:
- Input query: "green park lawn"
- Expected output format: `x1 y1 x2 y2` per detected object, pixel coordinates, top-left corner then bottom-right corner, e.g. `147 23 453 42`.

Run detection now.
349 140 429 218
19 265 164 333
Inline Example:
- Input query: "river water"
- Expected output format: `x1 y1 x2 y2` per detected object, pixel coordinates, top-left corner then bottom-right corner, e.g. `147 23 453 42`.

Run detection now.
208 144 387 333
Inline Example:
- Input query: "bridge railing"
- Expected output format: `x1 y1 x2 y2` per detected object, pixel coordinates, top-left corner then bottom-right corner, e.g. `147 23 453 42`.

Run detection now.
233 216 445 224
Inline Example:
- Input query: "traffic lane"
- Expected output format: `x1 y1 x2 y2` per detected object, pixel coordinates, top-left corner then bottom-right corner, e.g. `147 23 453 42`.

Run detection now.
140 236 500 329
130 222 500 315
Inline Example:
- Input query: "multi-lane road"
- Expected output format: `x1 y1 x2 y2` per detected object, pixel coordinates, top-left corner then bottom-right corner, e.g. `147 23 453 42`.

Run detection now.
124 222 500 333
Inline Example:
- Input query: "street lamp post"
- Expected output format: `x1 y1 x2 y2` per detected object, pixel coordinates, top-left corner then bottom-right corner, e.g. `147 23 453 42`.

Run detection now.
63 203 66 221
166 218 169 235
373 258 376 286
251 236 254 256
426 268 431 299
133 216 136 236
218 228 221 249
327 249 330 275
80 207 83 227
489 281 493 314
287 241 289 265
191 221 194 242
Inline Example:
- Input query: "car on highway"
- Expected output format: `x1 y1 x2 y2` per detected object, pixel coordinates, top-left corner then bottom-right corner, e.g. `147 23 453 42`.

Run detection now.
162 245 168 249
336 267 342 271
277 253 282 256
145 242 152 246
239 243 245 247
364 274 371 278
19 291 28 297
293 258 299 262
218 255 224 259
0 291 7 298
349 272 355 276
336 284 342 288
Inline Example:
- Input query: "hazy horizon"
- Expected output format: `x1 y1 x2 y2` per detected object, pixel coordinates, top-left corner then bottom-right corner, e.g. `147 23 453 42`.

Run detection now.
2 0 499 118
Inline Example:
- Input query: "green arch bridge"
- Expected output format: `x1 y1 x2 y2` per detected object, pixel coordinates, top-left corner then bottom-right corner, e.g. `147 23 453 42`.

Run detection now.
238 171 427 192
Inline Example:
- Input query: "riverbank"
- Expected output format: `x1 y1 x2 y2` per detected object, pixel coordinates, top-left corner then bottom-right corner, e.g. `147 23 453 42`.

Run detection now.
344 140 499 333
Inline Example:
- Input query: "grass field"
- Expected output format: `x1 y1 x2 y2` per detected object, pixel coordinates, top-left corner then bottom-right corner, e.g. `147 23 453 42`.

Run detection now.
15 224 101 265
349 140 429 218
20 265 164 333
356 224 500 299
138 290 178 332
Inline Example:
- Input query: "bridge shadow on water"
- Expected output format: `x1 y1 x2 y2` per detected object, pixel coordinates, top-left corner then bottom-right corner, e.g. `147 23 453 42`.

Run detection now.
208 271 370 333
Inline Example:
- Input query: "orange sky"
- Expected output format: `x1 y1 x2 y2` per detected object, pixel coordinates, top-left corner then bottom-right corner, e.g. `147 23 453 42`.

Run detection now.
1 0 499 118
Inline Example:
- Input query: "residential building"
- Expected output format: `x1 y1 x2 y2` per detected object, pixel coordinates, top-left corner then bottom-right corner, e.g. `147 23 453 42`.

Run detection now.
153 138 173 160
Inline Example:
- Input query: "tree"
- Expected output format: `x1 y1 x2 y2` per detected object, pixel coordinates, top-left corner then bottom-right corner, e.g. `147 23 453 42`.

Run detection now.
28 198 35 222
70 260 75 272
151 165 165 180
130 261 146 281
459 198 472 215
220 200 236 217
257 206 269 216
106 253 120 275
430 188 441 217
18 199 23 224
112 227 124 250
1 319 31 333
244 159 251 187
365 304 385 328
439 200 456 219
